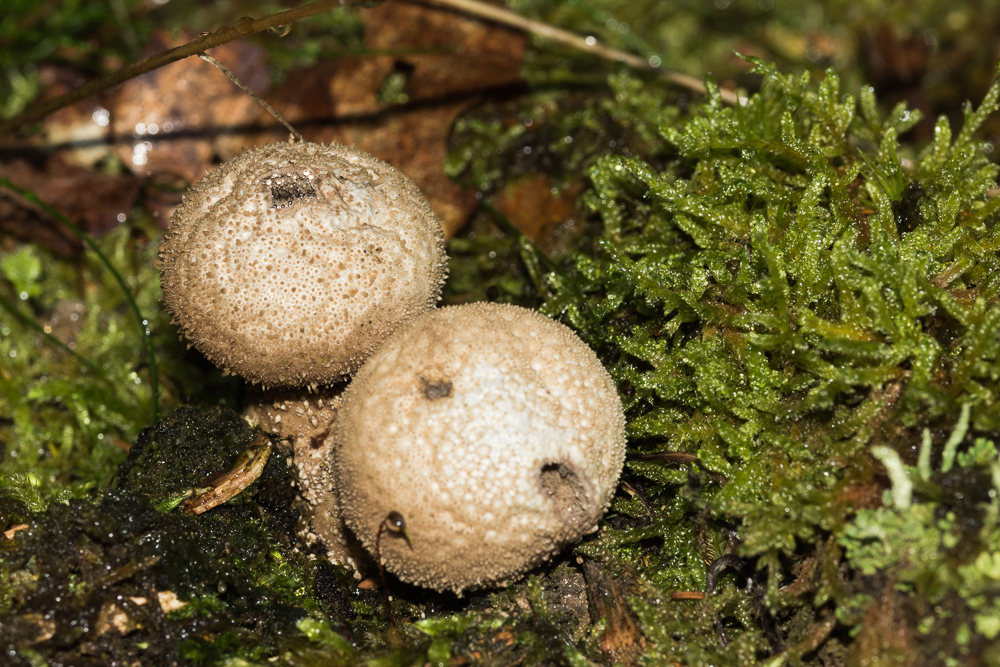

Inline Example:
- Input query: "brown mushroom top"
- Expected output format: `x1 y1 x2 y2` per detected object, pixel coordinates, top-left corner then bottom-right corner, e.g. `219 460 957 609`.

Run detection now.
334 303 626 594
159 141 447 387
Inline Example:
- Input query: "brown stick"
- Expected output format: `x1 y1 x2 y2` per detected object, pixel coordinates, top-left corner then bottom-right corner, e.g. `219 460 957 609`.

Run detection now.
670 591 706 600
0 0 371 137
413 0 745 106
1 0 746 138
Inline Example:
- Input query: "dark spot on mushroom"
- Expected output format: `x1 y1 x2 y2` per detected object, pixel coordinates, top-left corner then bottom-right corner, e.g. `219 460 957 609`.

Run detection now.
269 174 317 208
540 462 589 526
309 429 329 450
420 376 452 400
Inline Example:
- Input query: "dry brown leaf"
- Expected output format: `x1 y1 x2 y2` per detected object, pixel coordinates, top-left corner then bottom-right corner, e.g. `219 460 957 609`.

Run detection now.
111 31 269 185
362 0 526 102
493 174 585 253
255 1 526 237
0 155 138 256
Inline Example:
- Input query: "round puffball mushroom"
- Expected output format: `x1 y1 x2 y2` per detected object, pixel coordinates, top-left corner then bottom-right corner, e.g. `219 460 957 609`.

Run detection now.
334 303 626 594
159 141 447 387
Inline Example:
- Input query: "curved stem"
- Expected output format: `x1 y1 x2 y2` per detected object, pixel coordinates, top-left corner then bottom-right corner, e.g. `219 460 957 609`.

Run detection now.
374 517 399 628
198 53 304 142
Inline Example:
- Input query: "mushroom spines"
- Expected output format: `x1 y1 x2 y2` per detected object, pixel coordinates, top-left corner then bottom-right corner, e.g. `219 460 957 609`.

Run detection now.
334 302 626 594
158 141 447 387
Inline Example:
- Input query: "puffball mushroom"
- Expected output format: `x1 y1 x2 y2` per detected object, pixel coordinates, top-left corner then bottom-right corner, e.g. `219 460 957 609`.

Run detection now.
334 302 626 594
159 141 447 387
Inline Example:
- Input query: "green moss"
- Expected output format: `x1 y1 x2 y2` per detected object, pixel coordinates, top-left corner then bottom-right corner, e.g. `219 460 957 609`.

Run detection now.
0 224 159 501
446 55 1000 665
0 406 325 666
0 216 245 508
4 0 1000 662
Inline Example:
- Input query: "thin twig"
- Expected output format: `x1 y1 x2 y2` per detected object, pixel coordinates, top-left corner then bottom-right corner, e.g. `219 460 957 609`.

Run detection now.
412 0 746 106
0 0 373 137
197 53 304 142
670 591 705 600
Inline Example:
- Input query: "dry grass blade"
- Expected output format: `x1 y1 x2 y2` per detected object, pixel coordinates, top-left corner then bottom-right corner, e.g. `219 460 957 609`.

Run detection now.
184 432 273 515
414 0 746 105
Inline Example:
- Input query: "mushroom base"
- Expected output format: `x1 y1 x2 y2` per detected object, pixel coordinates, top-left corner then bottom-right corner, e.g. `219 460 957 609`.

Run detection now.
244 386 365 570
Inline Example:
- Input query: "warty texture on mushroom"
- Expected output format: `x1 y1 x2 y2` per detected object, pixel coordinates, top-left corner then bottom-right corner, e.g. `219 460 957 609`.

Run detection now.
158 141 448 388
334 302 627 595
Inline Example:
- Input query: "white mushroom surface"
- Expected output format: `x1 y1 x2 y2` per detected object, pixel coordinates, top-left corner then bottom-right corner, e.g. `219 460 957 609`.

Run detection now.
335 303 627 594
159 141 447 387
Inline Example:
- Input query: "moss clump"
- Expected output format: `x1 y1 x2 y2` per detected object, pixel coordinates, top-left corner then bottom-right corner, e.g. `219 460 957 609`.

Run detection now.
456 57 1000 664
0 406 322 666
117 406 287 509
447 47 1000 661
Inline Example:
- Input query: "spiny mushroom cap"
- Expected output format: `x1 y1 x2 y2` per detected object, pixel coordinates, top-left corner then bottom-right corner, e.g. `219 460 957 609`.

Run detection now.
334 303 626 594
159 141 447 387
